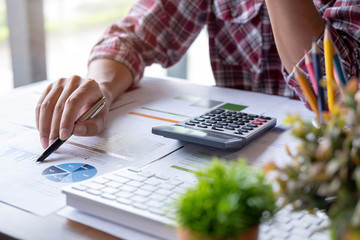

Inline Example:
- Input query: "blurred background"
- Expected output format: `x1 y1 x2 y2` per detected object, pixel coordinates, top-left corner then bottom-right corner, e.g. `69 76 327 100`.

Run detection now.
0 0 214 94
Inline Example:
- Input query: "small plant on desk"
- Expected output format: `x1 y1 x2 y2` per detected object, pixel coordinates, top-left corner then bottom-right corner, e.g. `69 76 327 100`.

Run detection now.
266 78 360 240
174 159 276 240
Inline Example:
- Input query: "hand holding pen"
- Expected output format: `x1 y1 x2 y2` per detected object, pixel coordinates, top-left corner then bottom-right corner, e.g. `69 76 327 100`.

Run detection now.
36 96 106 163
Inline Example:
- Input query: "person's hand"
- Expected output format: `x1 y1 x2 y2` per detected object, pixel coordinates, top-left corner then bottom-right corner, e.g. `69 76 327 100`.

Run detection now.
35 75 108 149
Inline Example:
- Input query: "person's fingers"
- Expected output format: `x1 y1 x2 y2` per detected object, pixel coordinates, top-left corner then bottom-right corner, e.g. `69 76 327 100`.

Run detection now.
73 112 106 136
49 75 82 142
59 79 103 140
35 83 52 130
37 80 66 148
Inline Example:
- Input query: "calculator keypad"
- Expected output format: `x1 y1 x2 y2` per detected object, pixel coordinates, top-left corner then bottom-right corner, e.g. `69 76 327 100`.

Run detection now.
181 108 275 137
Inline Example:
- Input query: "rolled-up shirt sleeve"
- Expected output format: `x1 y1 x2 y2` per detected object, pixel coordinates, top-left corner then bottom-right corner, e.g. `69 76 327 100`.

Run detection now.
284 0 360 108
88 0 208 84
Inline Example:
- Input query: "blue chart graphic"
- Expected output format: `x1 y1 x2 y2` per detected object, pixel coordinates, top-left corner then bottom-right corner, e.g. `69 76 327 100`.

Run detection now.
42 163 97 183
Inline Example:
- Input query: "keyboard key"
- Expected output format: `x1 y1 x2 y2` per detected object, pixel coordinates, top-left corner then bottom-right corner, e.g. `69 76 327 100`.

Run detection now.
127 180 144 188
117 171 147 182
149 208 164 216
168 178 183 186
101 193 117 200
116 191 133 199
105 174 130 184
131 195 147 203
155 174 170 180
93 177 109 184
134 189 151 197
132 202 148 210
138 171 155 178
105 181 122 188
146 200 164 209
159 183 176 190
72 185 87 191
116 198 132 205
149 193 167 202
155 188 172 196
140 184 158 192
119 185 137 192
86 189 101 196
144 178 162 186
102 187 119 194
84 182 105 190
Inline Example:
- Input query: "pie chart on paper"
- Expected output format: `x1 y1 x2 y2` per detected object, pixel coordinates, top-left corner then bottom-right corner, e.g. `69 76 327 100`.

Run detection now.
42 163 97 183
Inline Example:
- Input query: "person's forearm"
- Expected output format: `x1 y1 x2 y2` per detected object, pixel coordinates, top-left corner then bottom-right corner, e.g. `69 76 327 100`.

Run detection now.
265 0 325 73
87 59 133 105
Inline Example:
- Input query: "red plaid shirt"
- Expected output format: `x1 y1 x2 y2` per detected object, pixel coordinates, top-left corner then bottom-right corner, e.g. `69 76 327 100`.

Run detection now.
89 0 360 106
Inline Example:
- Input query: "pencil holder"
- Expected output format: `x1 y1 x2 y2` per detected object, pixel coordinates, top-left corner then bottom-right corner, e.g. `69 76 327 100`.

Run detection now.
265 77 360 240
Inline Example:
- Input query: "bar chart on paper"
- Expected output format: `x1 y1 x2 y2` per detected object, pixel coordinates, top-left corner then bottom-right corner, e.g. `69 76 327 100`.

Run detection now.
0 146 38 162
42 163 97 183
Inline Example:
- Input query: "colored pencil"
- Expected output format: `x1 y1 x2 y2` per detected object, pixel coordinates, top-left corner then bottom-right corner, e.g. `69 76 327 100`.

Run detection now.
304 51 318 95
324 26 336 112
294 66 319 121
311 40 326 122
333 47 347 86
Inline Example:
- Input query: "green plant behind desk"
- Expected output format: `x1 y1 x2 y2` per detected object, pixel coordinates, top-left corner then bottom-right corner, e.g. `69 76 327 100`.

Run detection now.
175 159 276 240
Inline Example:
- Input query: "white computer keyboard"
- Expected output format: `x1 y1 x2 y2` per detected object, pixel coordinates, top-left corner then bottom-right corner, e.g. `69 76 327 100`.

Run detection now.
62 167 330 240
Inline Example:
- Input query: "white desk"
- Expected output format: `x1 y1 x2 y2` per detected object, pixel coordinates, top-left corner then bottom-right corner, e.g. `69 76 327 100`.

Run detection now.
0 77 314 240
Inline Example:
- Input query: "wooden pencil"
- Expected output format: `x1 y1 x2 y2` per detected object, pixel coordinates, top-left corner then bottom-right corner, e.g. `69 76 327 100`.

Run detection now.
304 51 318 95
324 26 336 112
333 47 347 86
312 40 326 122
294 66 319 121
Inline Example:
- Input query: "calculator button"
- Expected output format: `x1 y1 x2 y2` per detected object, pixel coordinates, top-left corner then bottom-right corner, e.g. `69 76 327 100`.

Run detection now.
257 118 267 122
200 115 211 119
197 124 208 128
247 124 258 128
195 117 205 122
251 120 262 125
206 120 217 124
190 120 200 124
212 126 224 131
225 126 235 130
185 122 195 126
242 126 253 131
209 109 225 114
260 116 271 120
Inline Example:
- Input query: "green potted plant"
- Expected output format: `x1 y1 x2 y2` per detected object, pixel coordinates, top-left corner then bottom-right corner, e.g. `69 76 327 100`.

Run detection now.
266 78 360 240
174 159 276 240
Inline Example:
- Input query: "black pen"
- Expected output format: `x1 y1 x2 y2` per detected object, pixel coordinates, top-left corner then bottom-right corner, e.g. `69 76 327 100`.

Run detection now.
36 96 106 163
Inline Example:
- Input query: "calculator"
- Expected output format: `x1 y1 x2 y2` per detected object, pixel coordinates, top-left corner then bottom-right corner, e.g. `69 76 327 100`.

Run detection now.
152 106 276 150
